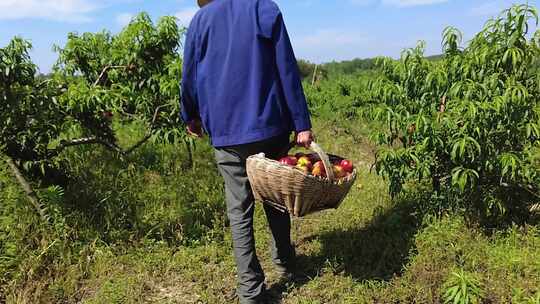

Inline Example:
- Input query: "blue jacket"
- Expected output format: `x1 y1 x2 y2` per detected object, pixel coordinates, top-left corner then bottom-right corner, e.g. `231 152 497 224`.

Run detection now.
180 0 312 147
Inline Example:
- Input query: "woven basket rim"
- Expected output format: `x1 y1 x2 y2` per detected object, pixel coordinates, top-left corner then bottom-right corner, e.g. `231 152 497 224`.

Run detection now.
247 152 357 184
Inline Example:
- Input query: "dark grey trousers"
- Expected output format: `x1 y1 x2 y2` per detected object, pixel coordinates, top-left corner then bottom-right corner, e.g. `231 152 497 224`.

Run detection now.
214 133 296 303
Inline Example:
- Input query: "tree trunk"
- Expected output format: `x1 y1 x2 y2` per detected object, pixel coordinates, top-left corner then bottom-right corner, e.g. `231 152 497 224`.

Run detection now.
311 64 319 86
185 140 194 169
5 157 48 221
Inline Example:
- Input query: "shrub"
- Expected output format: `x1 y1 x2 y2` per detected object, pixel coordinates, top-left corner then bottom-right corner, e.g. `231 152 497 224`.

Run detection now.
369 5 540 223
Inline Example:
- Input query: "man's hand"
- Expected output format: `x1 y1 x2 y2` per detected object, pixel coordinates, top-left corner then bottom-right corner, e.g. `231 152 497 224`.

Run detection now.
187 119 204 138
295 130 314 148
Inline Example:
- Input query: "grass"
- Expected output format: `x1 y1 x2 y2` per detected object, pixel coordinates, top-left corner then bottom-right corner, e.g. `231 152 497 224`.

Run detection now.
1 117 539 303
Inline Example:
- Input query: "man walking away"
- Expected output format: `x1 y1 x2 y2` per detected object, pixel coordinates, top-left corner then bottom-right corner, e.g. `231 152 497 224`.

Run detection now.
180 0 314 303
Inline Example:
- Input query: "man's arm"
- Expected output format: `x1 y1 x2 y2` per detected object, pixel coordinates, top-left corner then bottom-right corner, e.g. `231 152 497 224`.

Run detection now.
180 20 203 137
271 10 314 146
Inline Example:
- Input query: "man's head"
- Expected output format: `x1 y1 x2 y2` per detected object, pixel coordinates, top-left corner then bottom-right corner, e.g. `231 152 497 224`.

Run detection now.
197 0 212 7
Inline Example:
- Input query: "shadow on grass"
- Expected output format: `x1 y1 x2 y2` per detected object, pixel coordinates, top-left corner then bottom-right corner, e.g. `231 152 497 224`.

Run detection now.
51 142 225 246
267 198 423 301
316 201 420 280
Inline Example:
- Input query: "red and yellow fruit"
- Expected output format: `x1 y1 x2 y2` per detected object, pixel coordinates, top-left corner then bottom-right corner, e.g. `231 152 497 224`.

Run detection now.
296 162 312 173
340 159 354 173
297 156 312 167
333 165 347 178
280 155 353 180
296 155 313 173
312 161 326 177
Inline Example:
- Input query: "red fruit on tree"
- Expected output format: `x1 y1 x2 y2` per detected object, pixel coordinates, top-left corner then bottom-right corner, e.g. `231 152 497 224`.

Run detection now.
102 111 113 120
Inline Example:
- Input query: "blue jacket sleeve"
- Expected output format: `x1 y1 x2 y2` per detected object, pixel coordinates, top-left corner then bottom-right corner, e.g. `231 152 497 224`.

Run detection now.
272 11 312 132
180 20 199 124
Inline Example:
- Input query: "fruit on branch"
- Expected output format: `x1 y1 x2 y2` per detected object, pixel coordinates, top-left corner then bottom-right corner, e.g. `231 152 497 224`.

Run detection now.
102 111 114 120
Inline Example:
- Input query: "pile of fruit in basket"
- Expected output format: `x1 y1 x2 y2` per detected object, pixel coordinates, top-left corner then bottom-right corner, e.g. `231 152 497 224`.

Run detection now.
278 153 354 179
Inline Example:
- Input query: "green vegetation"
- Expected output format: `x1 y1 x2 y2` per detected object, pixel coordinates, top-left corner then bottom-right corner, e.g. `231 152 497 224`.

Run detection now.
297 58 377 84
369 6 539 228
1 4 539 304
1 13 187 185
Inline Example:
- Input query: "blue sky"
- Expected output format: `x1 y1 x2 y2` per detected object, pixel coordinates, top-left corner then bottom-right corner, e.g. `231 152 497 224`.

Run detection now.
0 0 537 73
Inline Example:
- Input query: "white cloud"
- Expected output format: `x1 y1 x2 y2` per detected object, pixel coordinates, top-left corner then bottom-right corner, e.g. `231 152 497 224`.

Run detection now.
116 13 134 27
292 26 444 63
175 7 199 27
0 0 99 22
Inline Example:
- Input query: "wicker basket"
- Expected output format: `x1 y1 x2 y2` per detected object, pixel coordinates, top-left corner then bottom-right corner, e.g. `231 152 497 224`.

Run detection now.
246 142 357 217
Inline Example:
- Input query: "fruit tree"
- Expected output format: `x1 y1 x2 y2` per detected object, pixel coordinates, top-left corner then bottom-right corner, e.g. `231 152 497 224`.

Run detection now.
369 5 540 222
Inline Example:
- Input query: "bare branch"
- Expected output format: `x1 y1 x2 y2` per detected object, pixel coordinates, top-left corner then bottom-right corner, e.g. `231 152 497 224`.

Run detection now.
47 105 172 157
150 104 168 126
47 137 100 157
117 110 138 119
439 95 447 113
120 104 169 155
5 157 49 221
123 134 152 155
37 79 53 89
61 137 101 147
48 137 122 157
93 65 127 87
311 64 319 86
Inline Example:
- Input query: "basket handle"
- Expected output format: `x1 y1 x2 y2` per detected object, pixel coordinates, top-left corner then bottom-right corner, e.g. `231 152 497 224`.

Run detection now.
283 140 335 182
308 141 335 182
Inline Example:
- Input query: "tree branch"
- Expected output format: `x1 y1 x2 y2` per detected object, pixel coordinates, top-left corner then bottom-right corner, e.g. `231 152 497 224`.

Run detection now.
93 65 127 87
121 104 168 155
439 95 447 113
37 79 53 89
48 137 100 157
123 134 152 155
61 137 101 147
5 157 48 221
47 105 171 157
311 64 319 86
47 137 123 157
